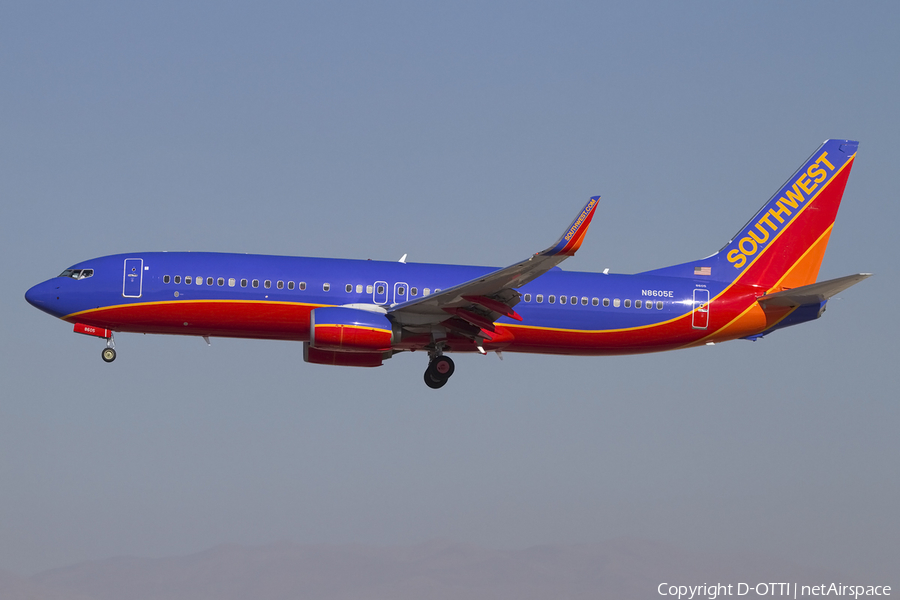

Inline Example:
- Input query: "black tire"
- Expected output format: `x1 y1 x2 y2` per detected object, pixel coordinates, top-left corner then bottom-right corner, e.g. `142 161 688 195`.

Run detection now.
428 355 455 379
424 371 446 389
101 348 117 363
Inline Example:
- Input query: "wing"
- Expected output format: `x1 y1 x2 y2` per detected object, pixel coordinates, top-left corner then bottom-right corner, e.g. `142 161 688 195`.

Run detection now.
387 196 600 342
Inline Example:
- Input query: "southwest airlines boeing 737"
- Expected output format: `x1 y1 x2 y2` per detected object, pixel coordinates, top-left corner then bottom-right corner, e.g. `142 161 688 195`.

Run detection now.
26 139 870 388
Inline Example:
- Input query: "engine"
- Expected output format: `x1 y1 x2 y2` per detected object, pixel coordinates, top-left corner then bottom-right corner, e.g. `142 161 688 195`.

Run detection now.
309 307 397 353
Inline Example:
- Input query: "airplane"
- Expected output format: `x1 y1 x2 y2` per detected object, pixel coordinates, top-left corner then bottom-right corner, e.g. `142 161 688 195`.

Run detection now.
25 139 870 389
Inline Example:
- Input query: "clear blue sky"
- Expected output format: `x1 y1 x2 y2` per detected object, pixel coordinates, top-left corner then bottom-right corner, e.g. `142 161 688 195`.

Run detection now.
1 1 897 580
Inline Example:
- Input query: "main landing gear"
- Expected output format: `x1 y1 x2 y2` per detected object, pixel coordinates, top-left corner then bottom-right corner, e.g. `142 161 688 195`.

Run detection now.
424 352 455 389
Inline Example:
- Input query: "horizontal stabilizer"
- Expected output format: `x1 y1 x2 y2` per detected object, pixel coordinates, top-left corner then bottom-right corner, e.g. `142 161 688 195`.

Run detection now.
758 273 872 308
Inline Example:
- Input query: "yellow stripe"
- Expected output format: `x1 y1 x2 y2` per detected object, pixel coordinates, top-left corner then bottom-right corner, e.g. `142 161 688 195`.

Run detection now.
678 302 758 348
65 298 328 320
503 308 691 335
315 324 391 334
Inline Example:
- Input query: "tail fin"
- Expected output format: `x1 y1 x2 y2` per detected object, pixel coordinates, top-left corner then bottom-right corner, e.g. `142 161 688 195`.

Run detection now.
643 139 858 291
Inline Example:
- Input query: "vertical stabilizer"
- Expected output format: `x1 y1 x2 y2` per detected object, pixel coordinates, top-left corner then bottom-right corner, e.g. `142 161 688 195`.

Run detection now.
721 139 857 291
642 139 858 291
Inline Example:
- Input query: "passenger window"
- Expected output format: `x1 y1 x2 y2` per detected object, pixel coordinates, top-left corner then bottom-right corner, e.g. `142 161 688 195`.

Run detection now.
624 299 631 308
185 276 192 285
635 300 642 308
571 296 577 305
164 275 171 284
646 301 653 309
241 279 248 287
656 301 663 309
252 279 259 288
277 281 284 289
536 294 543 303
592 298 599 306
423 288 431 296
376 284 385 294
207 277 214 286
435 288 441 292
228 278 235 287
345 284 352 293
549 295 556 304
356 284 363 293
581 297 588 306
411 287 418 296
367 285 374 294
613 298 620 307
524 293 531 302
299 282 306 290
559 295 566 304
174 275 181 284
323 283 330 292
196 276 202 285
264 280 271 289
218 277 224 286
288 281 295 290
398 286 405 295
603 298 610 307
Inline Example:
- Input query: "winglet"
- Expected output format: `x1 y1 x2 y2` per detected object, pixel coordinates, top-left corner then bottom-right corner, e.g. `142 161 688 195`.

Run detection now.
543 196 600 256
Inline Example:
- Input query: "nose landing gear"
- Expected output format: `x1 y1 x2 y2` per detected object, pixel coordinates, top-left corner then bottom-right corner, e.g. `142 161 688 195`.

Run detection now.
101 332 116 362
73 323 117 363
424 353 455 389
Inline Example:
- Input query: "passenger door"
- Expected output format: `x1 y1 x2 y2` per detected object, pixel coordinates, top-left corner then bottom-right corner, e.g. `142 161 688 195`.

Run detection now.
123 258 143 298
692 288 709 329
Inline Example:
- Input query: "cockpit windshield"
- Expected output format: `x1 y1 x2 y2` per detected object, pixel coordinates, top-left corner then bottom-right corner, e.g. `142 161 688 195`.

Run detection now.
58 269 94 280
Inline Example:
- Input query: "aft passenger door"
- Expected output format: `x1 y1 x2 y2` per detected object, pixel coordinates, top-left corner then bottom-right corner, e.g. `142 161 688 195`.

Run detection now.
692 288 709 329
123 258 143 298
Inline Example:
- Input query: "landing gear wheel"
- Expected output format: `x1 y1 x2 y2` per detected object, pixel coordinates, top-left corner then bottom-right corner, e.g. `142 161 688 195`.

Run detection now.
424 355 454 389
101 348 117 363
428 355 455 379
424 371 447 389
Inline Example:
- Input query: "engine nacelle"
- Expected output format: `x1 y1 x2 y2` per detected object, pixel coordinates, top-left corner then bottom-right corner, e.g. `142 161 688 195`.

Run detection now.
303 343 387 367
309 307 396 353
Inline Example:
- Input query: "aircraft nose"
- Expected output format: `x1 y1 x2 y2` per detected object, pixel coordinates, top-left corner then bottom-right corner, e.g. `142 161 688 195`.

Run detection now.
25 279 62 315
25 281 46 307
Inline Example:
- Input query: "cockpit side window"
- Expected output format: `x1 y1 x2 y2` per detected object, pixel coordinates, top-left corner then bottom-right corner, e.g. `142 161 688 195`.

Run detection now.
58 269 93 279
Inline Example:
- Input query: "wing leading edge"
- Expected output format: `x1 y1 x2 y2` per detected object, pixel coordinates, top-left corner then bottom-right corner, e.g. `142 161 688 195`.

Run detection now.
387 196 600 340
